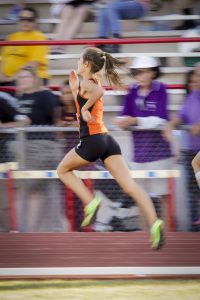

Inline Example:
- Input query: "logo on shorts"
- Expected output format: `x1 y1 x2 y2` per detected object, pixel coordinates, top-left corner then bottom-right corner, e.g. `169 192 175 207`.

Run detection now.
77 140 82 149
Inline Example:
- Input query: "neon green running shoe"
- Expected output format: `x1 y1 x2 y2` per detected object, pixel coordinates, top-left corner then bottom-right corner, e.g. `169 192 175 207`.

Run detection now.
81 196 101 228
150 219 164 250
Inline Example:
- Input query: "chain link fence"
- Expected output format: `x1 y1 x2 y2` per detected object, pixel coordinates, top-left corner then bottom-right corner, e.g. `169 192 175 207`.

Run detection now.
0 126 199 233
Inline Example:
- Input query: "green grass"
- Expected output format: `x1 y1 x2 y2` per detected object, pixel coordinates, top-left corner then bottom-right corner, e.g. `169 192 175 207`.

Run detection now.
0 279 200 300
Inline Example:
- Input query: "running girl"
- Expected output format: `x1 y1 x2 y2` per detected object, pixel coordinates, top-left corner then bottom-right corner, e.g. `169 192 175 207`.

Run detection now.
57 47 164 249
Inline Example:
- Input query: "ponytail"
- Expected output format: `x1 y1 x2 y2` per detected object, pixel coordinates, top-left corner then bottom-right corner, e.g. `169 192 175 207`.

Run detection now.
82 47 126 87
103 52 126 86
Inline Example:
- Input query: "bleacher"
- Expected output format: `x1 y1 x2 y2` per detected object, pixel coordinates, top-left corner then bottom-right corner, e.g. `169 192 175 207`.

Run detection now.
0 0 199 127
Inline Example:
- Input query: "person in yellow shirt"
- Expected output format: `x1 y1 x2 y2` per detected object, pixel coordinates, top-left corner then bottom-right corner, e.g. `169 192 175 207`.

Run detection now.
0 7 50 86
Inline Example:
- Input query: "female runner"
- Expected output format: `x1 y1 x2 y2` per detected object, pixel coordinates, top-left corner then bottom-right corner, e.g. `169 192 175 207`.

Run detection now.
57 47 164 249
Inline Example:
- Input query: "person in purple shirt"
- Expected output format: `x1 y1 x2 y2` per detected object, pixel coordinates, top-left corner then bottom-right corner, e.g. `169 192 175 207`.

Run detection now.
164 70 200 230
115 56 174 223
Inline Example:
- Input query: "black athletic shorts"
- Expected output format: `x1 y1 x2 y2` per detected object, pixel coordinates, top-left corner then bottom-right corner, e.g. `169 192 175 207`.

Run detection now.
75 133 121 162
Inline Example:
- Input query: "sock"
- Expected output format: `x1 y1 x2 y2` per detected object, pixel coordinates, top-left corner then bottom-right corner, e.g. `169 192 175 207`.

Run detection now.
195 171 200 189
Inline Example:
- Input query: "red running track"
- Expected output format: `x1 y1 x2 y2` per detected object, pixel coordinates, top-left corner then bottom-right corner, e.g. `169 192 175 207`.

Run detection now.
0 232 199 268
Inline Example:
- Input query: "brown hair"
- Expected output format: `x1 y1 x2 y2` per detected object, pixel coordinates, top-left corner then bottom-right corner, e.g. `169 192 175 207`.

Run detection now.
82 47 126 86
21 6 38 20
17 66 41 92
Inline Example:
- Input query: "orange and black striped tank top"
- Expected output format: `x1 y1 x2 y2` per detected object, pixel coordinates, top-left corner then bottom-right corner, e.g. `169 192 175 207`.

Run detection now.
74 83 108 139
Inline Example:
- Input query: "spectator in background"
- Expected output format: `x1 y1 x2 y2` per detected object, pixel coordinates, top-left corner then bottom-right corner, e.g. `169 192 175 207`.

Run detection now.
0 93 29 232
16 66 58 124
0 91 29 161
96 0 150 53
56 80 79 158
10 66 66 232
164 68 200 231
3 0 25 21
115 56 173 226
0 7 50 86
56 80 77 127
185 70 200 94
195 62 200 80
51 0 97 54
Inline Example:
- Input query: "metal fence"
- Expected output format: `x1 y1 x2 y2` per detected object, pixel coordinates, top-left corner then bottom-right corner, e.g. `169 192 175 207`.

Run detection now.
0 126 199 233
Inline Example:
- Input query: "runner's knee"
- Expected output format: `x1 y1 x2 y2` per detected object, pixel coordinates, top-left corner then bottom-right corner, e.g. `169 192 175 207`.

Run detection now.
57 161 71 178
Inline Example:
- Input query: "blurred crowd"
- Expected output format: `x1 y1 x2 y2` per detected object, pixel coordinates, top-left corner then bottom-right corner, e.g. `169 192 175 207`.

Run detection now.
0 1 200 232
